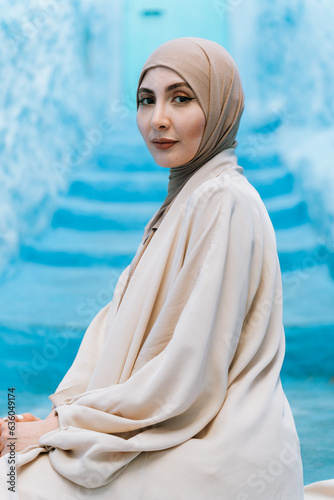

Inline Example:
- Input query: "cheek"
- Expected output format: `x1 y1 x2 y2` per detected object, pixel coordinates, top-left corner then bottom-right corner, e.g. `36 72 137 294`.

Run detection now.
136 111 148 139
186 113 206 147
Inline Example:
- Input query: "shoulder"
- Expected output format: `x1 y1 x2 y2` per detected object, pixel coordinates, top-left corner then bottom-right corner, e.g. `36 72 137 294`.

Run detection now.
184 167 268 224
181 166 277 254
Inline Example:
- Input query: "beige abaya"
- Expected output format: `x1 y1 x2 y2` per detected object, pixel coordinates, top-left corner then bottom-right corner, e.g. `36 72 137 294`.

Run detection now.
0 37 333 499
1 149 304 499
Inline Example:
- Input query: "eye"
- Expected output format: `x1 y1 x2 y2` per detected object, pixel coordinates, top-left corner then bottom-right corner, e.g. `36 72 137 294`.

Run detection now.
138 96 155 105
173 96 194 104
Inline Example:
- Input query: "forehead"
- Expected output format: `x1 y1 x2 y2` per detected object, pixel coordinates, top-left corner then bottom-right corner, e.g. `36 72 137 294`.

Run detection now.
140 66 187 89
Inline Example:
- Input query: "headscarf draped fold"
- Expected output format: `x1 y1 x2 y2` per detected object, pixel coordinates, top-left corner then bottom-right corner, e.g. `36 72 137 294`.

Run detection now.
136 37 245 236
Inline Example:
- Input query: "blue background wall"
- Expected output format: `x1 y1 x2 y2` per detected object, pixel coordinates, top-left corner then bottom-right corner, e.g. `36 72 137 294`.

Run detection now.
1 0 333 485
122 0 229 105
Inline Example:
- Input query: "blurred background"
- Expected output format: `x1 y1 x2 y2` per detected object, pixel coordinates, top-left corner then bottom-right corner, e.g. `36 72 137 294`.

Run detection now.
0 0 333 485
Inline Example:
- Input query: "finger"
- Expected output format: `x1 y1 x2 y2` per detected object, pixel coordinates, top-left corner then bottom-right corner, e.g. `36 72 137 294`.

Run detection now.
0 433 6 455
20 413 41 422
0 415 22 423
0 413 41 423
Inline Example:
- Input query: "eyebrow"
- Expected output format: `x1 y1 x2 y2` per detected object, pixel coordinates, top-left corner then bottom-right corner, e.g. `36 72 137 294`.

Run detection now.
138 82 192 95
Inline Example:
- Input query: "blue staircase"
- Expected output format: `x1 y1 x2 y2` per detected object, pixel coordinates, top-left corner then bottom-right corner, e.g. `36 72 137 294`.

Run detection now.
242 152 334 483
0 130 333 483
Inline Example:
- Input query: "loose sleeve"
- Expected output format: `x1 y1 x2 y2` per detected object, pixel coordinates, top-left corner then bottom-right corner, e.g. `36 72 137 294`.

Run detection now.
39 177 268 488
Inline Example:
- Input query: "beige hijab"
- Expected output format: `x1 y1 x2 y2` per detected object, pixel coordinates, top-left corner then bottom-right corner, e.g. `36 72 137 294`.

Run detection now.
136 37 245 236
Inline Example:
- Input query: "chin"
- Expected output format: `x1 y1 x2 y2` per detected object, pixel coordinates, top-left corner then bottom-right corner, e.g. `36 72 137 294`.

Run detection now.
150 152 179 169
156 160 177 169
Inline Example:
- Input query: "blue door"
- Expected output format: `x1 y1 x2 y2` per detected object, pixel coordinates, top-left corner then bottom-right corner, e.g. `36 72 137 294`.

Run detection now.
122 0 229 110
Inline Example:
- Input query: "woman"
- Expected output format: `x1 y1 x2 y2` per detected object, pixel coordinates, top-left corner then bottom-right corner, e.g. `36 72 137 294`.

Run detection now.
0 37 332 499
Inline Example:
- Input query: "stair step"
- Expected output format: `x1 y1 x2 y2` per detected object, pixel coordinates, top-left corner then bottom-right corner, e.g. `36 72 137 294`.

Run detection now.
281 377 334 485
276 224 326 271
246 167 294 199
22 221 324 271
0 389 52 418
95 143 157 172
239 152 282 170
68 170 168 203
0 261 123 330
21 228 142 267
282 264 334 327
283 325 334 378
0 324 82 396
0 323 82 418
53 191 309 232
264 193 309 228
52 199 160 231
71 163 293 203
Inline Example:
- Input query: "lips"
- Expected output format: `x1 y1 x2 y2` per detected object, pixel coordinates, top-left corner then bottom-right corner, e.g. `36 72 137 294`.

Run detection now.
152 138 178 150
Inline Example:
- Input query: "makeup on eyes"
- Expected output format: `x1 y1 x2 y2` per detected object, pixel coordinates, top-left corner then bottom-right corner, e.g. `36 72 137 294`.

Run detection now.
138 95 195 105
138 82 195 105
137 66 205 168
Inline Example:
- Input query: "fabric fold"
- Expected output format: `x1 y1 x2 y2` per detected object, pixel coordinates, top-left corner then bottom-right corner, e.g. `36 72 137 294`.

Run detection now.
35 150 300 493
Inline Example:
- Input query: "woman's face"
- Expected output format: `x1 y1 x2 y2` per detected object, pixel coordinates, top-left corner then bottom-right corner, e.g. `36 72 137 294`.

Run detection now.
137 67 206 169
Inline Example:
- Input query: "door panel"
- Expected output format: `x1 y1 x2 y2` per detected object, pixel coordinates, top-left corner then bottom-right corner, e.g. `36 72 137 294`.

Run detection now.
123 0 229 110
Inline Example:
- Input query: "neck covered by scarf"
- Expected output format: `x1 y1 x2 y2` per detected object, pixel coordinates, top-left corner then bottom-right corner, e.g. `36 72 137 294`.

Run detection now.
136 37 245 237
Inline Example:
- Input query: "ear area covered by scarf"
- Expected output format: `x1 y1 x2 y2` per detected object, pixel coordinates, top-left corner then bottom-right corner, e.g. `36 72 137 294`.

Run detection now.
137 37 245 236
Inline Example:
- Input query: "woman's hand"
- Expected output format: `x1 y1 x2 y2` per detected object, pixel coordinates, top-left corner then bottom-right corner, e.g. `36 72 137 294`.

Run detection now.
0 413 59 457
9 412 41 422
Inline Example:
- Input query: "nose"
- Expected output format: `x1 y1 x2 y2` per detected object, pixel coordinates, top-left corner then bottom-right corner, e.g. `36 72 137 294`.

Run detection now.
150 100 170 130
